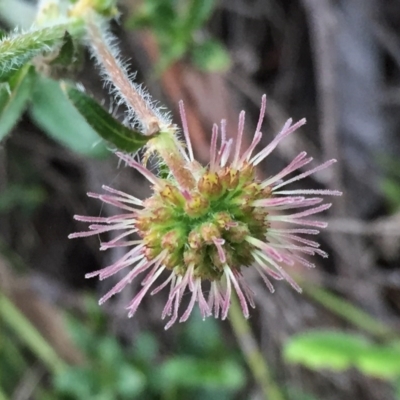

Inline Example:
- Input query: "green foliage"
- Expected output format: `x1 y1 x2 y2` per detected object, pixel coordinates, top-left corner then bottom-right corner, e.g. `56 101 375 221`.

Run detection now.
157 357 245 391
382 176 400 212
284 329 400 379
191 39 231 72
379 157 400 212
0 183 46 213
51 307 246 400
0 22 83 78
49 31 82 70
127 0 230 72
0 293 67 375
65 85 157 152
30 76 109 158
305 285 395 339
0 65 34 140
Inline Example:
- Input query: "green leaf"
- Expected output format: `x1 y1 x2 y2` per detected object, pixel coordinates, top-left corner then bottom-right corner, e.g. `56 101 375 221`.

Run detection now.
182 309 222 355
184 0 215 31
382 178 400 212
0 66 34 140
30 76 109 158
54 366 96 397
132 332 159 362
49 31 75 67
65 85 156 152
284 330 370 371
191 39 231 72
157 356 245 390
304 286 395 339
116 365 146 397
98 336 124 365
0 184 46 213
357 346 400 379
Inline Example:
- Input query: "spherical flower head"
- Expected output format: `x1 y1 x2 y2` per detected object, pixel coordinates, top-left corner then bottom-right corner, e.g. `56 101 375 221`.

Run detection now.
69 95 342 329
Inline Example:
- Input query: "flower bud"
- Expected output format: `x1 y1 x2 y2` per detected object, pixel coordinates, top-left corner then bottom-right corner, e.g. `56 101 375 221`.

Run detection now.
188 229 203 249
239 162 255 181
214 212 233 229
198 172 224 198
227 222 250 243
184 248 204 267
160 184 184 206
161 229 184 252
218 167 240 190
184 193 210 217
200 223 220 243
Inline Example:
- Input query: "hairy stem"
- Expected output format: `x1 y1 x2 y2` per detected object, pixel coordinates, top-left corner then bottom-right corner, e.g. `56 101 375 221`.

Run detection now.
229 295 286 400
149 131 197 190
86 16 161 135
0 20 83 75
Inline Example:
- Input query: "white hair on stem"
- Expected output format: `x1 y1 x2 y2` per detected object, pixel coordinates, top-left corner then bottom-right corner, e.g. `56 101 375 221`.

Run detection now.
85 16 171 136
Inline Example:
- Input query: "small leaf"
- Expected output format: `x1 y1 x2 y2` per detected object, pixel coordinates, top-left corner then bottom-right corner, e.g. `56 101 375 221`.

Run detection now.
191 39 231 72
30 76 108 158
157 356 245 390
116 365 146 397
65 85 156 152
132 332 159 362
184 0 215 31
54 366 95 397
49 31 75 67
356 346 400 379
0 65 34 140
284 330 370 371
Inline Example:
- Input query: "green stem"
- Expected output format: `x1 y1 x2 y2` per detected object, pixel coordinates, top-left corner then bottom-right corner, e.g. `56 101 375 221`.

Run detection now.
0 293 67 374
303 284 397 340
229 295 286 400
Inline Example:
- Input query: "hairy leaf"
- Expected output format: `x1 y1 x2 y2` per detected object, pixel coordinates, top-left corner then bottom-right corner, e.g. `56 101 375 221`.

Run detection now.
0 21 83 78
65 86 156 152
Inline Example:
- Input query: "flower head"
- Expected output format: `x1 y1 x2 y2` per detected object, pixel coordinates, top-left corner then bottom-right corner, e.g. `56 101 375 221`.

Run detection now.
69 95 341 329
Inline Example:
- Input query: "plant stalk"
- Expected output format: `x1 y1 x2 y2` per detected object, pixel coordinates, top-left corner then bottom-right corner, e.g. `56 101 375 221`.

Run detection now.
229 295 286 400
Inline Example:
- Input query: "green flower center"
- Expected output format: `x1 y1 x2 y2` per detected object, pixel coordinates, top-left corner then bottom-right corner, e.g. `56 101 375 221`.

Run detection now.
135 163 271 280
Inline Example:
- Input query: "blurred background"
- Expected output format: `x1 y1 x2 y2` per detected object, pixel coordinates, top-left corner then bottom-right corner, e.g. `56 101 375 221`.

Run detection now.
1 0 400 399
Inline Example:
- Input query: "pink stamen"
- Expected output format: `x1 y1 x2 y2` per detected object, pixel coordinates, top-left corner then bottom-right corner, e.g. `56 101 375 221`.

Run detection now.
255 95 267 135
179 100 194 161
102 185 143 205
212 237 226 263
225 267 249 318
116 152 160 185
221 273 232 320
238 131 262 166
210 124 218 172
233 110 245 167
126 265 166 317
273 189 342 196
220 119 227 144
254 264 275 293
252 118 306 165
261 152 313 188
273 159 337 190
